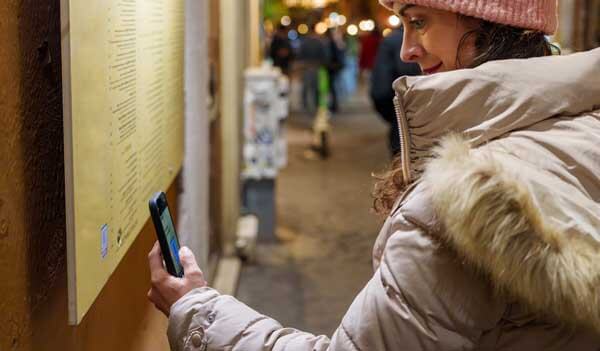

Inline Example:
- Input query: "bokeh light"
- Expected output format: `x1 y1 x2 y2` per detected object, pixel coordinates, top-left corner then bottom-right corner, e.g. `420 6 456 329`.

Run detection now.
288 29 299 40
298 23 309 34
315 21 328 34
281 16 292 26
347 24 358 36
359 20 375 32
388 15 400 27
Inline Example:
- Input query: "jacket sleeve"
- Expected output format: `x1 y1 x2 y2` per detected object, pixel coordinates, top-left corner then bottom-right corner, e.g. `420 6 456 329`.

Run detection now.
168 213 505 351
167 287 344 351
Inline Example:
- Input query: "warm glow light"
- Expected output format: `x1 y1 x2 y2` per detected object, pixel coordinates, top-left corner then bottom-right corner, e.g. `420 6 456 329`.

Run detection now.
383 28 392 37
347 24 358 36
388 15 400 27
359 20 375 32
326 18 336 28
358 20 367 31
315 21 328 34
337 15 347 26
298 23 309 34
366 20 375 31
281 16 292 26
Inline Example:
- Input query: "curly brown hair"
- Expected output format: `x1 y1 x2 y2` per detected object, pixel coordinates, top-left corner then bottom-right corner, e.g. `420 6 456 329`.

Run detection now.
372 18 557 216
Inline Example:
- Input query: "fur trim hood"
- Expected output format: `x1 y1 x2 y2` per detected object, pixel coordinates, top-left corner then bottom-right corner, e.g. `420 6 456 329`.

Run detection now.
421 134 600 333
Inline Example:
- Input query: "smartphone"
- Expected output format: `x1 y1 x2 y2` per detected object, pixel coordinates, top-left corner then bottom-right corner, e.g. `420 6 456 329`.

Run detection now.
149 192 184 277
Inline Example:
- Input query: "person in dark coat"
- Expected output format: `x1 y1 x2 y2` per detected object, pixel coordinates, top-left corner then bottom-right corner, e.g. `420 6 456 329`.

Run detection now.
297 27 328 113
325 28 345 113
370 27 420 156
269 24 293 75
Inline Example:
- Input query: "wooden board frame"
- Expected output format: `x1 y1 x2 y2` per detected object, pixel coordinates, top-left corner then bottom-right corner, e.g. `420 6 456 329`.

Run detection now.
60 0 185 325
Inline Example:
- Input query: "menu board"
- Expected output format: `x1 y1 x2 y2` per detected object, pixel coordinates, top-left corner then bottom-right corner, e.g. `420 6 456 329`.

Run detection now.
61 0 184 324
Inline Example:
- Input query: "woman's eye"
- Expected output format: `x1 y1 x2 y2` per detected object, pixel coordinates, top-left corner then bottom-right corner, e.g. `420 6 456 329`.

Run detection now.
409 19 426 30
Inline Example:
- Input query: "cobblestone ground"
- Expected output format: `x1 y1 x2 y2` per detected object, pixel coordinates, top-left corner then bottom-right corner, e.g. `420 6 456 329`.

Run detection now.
236 85 392 336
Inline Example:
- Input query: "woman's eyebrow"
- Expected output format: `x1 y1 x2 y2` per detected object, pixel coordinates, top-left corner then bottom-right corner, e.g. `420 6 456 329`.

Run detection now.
398 4 415 17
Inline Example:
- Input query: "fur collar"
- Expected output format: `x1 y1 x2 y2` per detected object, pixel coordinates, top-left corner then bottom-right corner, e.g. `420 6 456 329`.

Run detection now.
422 134 600 333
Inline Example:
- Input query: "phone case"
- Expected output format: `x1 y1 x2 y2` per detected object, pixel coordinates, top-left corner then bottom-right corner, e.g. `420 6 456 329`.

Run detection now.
149 192 184 277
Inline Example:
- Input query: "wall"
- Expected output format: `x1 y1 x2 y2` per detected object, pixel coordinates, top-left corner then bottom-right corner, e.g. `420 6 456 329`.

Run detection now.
0 1 176 349
216 0 262 255
218 0 246 255
558 0 576 50
179 0 210 275
248 0 263 67
557 0 600 52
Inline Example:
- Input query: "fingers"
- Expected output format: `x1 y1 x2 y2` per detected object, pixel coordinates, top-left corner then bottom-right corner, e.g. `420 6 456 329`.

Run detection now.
179 246 199 272
179 247 205 283
148 241 169 282
148 241 162 269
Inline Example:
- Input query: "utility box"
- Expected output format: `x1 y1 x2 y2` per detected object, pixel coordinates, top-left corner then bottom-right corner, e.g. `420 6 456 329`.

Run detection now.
242 64 289 242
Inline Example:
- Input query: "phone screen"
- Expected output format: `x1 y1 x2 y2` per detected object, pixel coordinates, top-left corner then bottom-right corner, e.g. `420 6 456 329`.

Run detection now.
160 207 183 277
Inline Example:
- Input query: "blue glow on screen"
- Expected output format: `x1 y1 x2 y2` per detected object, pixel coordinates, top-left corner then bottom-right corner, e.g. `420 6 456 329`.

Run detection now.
160 208 183 276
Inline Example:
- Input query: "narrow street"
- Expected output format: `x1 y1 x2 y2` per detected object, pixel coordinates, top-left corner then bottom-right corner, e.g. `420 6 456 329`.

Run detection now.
237 85 391 336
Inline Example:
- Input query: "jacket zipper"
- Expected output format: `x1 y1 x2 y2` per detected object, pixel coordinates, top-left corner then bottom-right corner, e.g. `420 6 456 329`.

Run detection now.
393 94 411 185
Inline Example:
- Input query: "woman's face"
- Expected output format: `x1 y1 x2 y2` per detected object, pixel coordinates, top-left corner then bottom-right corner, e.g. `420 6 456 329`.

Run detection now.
396 4 481 74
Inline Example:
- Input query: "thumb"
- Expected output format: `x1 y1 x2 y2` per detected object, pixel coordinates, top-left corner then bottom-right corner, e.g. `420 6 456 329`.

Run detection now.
179 246 199 271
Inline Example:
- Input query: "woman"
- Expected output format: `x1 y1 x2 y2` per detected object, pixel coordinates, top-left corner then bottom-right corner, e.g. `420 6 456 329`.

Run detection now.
148 1 600 350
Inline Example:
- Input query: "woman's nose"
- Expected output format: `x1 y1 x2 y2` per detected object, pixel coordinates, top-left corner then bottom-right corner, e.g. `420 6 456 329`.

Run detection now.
400 39 423 63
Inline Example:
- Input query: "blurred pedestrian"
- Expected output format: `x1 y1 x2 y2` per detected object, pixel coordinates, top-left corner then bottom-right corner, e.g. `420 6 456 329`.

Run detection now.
325 28 346 113
370 26 420 156
297 26 328 113
337 33 359 99
359 26 382 78
149 1 600 350
269 24 293 76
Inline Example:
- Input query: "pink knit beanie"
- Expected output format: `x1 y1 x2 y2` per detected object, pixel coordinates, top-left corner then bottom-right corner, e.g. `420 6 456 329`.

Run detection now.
380 0 558 34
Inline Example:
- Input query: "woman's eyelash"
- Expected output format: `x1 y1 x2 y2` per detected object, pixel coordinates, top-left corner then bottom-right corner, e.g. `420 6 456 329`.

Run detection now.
409 19 426 29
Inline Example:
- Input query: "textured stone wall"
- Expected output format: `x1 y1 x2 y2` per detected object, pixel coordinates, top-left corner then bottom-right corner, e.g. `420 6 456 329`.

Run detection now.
1 0 65 348
0 0 30 348
18 0 66 324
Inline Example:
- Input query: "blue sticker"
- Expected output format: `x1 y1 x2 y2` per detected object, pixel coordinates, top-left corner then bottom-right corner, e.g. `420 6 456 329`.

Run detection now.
101 224 109 259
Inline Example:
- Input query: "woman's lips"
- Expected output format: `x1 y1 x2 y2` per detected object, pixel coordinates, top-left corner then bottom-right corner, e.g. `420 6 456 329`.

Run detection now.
422 62 443 75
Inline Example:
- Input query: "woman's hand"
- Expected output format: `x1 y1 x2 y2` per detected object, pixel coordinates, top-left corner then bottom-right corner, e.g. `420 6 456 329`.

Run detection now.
147 241 207 316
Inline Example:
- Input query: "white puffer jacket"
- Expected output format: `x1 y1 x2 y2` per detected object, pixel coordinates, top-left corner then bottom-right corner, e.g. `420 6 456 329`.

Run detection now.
168 48 600 351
